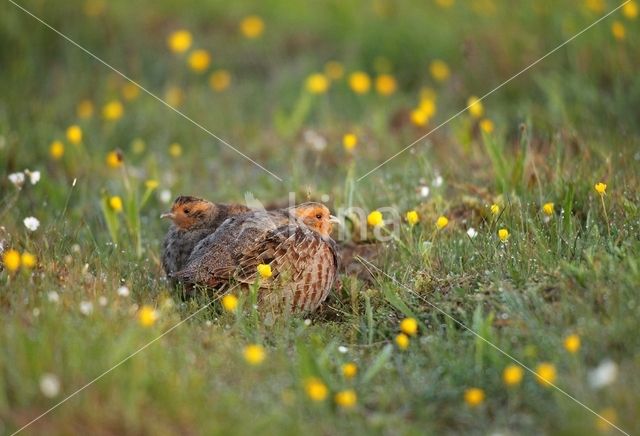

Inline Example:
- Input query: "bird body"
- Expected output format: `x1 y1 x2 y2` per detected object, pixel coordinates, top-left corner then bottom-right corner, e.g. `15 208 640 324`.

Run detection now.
173 203 339 313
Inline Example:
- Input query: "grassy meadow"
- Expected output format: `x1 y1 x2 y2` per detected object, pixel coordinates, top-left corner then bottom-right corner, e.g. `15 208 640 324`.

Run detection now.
1 0 640 434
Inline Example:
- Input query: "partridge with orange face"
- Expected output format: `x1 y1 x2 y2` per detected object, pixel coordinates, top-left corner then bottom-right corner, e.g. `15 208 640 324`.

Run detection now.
161 196 250 285
172 202 340 313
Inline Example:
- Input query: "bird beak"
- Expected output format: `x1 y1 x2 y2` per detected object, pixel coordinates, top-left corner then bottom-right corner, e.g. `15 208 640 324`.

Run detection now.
329 215 340 224
160 212 175 219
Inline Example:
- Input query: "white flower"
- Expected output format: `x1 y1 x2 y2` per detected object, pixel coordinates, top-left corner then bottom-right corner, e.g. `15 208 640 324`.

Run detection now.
40 373 61 398
8 172 25 188
304 319 312 326
303 129 327 152
588 359 618 389
47 291 60 303
32 308 40 317
98 296 108 306
467 228 478 238
160 189 172 204
23 216 40 232
432 175 444 187
117 285 130 297
419 186 430 198
338 346 349 354
79 301 93 315
24 169 41 185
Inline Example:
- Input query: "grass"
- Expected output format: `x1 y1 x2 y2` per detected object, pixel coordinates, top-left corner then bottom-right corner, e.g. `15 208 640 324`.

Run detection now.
1 0 639 434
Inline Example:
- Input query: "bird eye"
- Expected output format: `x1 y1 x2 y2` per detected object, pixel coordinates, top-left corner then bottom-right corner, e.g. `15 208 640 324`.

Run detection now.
184 208 190 214
315 213 322 219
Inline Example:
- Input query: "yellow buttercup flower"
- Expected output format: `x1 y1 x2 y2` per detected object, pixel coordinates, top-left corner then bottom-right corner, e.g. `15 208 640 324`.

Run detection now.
2 249 21 272
169 143 183 158
145 180 159 190
49 140 65 160
503 364 524 386
21 252 37 269
410 108 429 127
464 387 485 407
188 49 211 73
400 317 418 336
375 74 397 96
419 97 437 118
324 61 344 80
611 21 626 40
77 99 94 119
257 263 272 278
594 182 607 195
305 73 330 94
121 82 140 101
406 210 419 226
395 333 410 350
243 344 266 365
367 210 384 227
66 125 82 145
221 294 239 312
349 71 371 94
240 15 265 39
436 216 449 230
106 150 123 168
623 0 638 19
334 389 357 409
564 334 581 354
490 203 500 215
542 202 554 216
167 29 192 53
209 69 231 92
165 86 184 107
429 59 450 82
535 362 556 386
342 133 357 151
498 228 510 242
109 196 123 213
467 96 484 118
304 377 328 401
102 100 124 121
342 362 358 379
479 118 494 133
138 305 158 327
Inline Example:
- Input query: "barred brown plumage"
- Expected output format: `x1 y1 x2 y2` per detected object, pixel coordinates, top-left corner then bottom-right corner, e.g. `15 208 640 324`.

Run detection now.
172 202 340 313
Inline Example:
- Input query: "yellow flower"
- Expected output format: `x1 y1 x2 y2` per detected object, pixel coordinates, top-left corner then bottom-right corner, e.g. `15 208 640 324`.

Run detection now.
169 143 183 158
375 74 397 96
490 203 500 215
21 252 37 269
367 210 384 227
243 344 266 365
410 108 429 127
49 141 65 160
304 377 328 401
343 133 358 152
479 118 494 133
585 0 605 13
106 150 123 168
464 387 485 407
305 73 330 94
400 317 418 336
395 333 410 350
209 69 231 92
167 29 192 53
563 334 581 354
2 249 21 272
66 125 83 145
535 362 557 386
611 21 626 40
188 49 211 73
257 263 272 278
221 294 239 312
165 86 184 107
503 364 524 386
77 99 94 119
498 228 510 242
467 96 484 118
542 202 554 216
623 0 638 19
349 71 371 94
102 100 124 121
596 407 618 431
436 215 449 230
109 196 123 213
121 82 140 101
429 59 451 82
342 362 358 379
334 389 357 409
594 182 607 195
406 210 419 226
145 180 159 190
324 61 344 80
137 305 158 327
419 96 437 118
240 15 265 39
